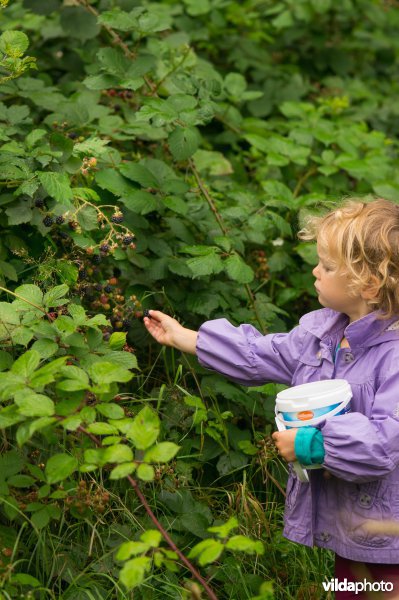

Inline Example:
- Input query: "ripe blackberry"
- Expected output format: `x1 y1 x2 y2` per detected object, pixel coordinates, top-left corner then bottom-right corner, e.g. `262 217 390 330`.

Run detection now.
104 284 113 293
122 235 134 245
100 243 110 253
111 212 124 224
95 284 103 291
35 198 45 208
68 132 78 139
43 215 54 227
78 269 87 281
143 309 151 319
122 319 131 328
92 255 101 264
56 216 65 225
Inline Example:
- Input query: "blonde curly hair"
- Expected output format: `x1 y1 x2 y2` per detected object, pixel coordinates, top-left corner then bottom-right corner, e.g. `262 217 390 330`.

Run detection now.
298 198 399 319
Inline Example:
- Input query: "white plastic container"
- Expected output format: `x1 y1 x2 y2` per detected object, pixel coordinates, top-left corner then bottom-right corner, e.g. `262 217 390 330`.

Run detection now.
274 379 352 482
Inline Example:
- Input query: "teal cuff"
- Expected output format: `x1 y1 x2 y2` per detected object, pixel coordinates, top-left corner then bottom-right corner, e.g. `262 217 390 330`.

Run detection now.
294 427 325 465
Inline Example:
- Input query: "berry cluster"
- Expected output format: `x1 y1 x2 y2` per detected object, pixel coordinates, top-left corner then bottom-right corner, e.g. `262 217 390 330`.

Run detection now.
252 250 269 281
81 156 97 177
104 88 133 100
64 480 110 516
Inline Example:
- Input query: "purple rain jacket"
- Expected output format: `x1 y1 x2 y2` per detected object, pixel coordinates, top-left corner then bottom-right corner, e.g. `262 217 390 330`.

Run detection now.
196 308 399 562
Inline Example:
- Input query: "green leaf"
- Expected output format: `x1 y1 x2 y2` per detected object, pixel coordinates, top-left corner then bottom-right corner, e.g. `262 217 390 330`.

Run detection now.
182 0 211 16
0 302 20 325
103 444 134 464
43 284 69 308
116 541 150 561
119 556 151 590
208 517 238 538
0 350 12 372
0 31 29 57
188 539 224 565
7 474 35 488
224 254 254 284
109 462 136 479
31 507 50 529
126 406 160 449
37 172 73 203
186 250 224 278
14 391 55 417
88 362 133 385
192 149 233 176
60 6 100 40
57 366 90 391
14 284 43 308
87 422 119 435
109 332 127 350
45 454 78 484
31 339 58 359
77 205 99 231
225 535 264 554
143 442 180 463
96 403 125 420
168 127 201 161
119 162 158 188
137 463 155 481
11 349 41 378
140 529 162 547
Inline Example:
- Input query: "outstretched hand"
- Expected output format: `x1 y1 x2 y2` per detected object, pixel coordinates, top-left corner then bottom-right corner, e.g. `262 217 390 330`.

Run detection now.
143 310 183 347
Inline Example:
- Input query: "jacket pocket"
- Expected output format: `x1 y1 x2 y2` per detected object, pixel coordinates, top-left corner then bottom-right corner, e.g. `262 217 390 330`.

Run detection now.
340 480 392 548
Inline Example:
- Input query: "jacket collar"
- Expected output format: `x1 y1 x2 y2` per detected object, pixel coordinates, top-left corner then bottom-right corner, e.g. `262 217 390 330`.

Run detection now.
299 308 399 349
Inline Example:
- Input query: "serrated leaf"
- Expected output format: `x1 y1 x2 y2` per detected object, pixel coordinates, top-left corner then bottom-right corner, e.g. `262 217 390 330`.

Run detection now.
143 442 180 463
45 453 78 484
225 535 264 554
224 254 254 284
116 541 150 561
37 171 73 203
77 205 99 231
14 391 55 417
126 406 160 449
87 422 119 435
96 403 125 420
186 251 224 278
0 302 20 325
169 127 201 161
109 462 136 479
88 362 133 385
11 349 41 378
103 444 134 464
0 30 29 57
43 284 69 308
119 556 151 590
14 284 43 308
137 463 154 481
109 332 126 350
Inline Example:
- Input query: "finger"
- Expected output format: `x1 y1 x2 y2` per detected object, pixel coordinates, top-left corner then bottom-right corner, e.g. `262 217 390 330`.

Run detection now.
271 432 279 441
147 310 169 323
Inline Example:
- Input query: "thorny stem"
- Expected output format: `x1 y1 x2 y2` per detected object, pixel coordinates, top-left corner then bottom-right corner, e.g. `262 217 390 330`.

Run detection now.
76 0 156 93
75 427 219 600
189 160 267 333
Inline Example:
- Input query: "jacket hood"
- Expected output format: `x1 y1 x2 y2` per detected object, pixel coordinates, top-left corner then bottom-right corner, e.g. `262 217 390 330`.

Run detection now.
299 308 399 349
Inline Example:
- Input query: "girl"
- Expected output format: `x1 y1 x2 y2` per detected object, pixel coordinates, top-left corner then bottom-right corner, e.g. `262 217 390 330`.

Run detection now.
144 198 399 598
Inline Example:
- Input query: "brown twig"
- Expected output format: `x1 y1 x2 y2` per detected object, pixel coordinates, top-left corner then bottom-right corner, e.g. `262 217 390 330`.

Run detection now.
75 426 219 599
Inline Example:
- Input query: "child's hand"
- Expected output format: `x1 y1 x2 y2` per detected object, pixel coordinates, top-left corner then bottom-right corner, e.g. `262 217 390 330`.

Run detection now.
143 310 183 347
143 310 198 354
271 429 298 462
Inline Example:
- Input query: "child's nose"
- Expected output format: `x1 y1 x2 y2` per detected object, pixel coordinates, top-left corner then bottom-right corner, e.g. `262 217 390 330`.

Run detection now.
313 264 320 278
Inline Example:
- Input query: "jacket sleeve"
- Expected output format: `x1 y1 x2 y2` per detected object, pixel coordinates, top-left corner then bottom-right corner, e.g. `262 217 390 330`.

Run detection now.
318 370 399 482
196 318 305 386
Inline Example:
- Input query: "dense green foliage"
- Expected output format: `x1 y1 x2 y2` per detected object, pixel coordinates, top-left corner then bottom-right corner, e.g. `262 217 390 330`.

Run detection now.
0 0 399 598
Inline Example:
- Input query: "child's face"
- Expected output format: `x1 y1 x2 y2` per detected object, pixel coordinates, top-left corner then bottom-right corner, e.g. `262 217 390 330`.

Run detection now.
312 241 371 322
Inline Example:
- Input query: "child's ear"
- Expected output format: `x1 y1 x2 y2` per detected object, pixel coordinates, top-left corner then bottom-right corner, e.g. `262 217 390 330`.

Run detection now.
361 275 380 300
